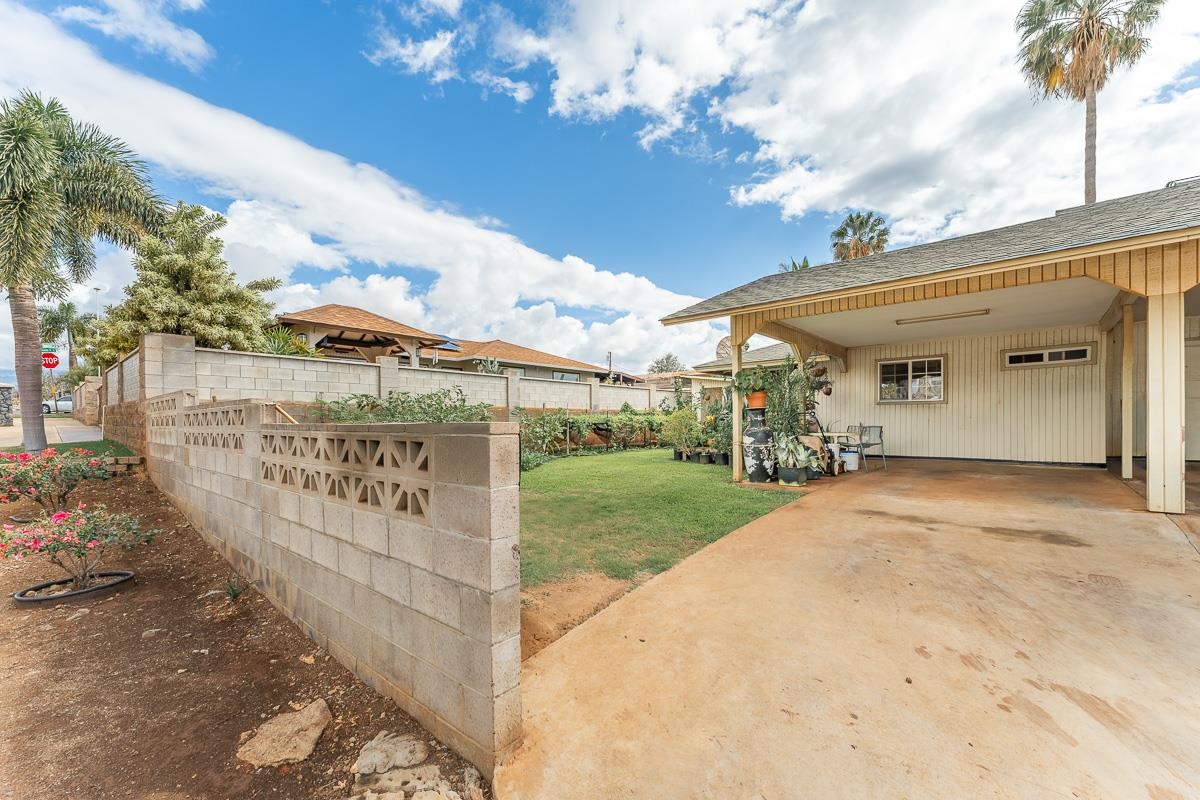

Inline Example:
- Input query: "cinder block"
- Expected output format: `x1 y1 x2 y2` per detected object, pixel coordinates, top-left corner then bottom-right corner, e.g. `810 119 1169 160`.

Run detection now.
324 502 353 542
490 536 520 592
310 531 339 571
432 530 490 591
299 495 324 529
338 541 371 586
288 522 313 560
389 519 434 571
371 553 411 604
352 509 389 554
410 567 462 629
459 584 520 645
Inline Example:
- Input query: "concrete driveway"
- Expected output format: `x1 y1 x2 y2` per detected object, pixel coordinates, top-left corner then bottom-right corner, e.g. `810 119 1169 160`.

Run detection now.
495 461 1200 799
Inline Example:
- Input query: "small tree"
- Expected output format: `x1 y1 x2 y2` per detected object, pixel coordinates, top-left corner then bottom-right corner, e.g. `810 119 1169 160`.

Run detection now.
661 409 701 458
0 448 110 513
96 203 282 362
647 353 684 374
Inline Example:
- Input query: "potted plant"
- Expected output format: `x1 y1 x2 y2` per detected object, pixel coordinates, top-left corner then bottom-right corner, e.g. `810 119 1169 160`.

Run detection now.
0 448 111 519
662 409 700 462
774 434 823 486
2 503 156 602
731 367 772 409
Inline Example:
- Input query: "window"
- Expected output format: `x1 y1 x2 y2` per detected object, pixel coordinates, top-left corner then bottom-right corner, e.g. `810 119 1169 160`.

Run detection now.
1003 344 1093 369
878 357 944 402
509 367 526 377
553 371 580 382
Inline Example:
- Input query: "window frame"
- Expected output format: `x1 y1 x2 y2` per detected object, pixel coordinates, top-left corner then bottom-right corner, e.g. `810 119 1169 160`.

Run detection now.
876 355 947 405
1001 343 1096 370
552 371 580 382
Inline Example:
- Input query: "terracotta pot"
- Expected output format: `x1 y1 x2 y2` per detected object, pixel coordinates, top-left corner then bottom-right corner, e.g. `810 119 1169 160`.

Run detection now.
746 390 768 409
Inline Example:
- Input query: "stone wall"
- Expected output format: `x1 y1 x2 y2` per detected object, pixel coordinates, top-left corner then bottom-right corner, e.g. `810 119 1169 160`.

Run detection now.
72 376 101 425
102 400 145 452
0 386 12 427
141 393 521 777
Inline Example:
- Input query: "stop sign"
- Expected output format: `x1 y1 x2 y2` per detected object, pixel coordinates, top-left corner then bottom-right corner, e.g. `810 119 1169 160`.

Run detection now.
41 352 60 369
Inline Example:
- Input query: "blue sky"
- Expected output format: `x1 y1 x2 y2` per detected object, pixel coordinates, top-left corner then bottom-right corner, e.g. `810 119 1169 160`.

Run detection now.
1 0 1198 371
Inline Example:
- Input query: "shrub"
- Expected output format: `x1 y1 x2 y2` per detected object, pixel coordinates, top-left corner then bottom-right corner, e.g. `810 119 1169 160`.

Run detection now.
0 448 110 513
520 449 551 471
318 387 492 423
610 412 645 449
0 504 155 590
660 409 701 457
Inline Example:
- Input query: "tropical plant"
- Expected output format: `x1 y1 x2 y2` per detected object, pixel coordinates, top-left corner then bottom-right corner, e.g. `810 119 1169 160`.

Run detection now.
772 432 809 469
731 366 773 396
831 211 889 261
475 356 505 374
659 376 695 413
778 256 811 272
260 325 321 357
0 503 155 591
1016 0 1164 204
318 387 492 423
95 203 282 363
0 91 163 451
516 408 572 454
38 301 96 369
766 355 834 439
647 353 683 374
0 447 110 513
660 409 702 458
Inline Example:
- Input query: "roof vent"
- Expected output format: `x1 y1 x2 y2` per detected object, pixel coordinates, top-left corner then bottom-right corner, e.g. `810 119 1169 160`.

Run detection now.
1166 175 1200 188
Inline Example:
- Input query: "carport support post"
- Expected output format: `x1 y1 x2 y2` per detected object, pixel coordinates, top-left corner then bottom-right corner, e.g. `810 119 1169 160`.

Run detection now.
731 318 743 482
1121 301 1134 481
1145 291 1186 513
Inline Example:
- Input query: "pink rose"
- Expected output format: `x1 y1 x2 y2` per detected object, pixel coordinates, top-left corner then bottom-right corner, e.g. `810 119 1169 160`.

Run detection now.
51 511 69 524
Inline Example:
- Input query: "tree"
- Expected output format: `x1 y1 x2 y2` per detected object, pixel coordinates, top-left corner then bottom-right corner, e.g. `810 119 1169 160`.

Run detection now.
38 300 95 369
0 91 162 451
1016 0 1164 205
647 353 684 374
96 203 282 363
778 256 810 273
831 211 889 261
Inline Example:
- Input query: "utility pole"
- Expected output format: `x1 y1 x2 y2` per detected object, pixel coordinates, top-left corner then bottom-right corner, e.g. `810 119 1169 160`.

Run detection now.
607 351 613 381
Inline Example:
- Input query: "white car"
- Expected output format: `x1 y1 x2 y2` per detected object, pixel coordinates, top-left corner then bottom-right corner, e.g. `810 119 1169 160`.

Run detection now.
42 395 73 414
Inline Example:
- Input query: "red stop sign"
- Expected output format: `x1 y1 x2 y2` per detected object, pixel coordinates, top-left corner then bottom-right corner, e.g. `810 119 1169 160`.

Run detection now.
41 353 60 369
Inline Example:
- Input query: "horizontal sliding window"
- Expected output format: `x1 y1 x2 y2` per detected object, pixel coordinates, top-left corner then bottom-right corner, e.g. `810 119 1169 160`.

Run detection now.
879 357 944 403
1003 344 1093 369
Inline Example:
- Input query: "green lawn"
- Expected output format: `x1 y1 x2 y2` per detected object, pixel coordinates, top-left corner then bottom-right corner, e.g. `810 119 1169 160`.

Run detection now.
520 448 797 586
0 439 136 457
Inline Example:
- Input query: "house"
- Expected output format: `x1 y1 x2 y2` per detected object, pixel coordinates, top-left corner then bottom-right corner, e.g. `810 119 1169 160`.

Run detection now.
277 304 449 364
417 338 605 382
663 179 1200 513
692 344 792 375
640 370 729 407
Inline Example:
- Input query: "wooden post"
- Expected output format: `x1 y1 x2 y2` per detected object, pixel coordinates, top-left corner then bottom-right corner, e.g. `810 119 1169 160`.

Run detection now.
1121 301 1134 480
1145 291 1186 513
731 317 744 483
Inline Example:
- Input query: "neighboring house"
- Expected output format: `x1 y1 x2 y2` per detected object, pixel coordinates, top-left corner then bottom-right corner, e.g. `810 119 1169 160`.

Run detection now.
641 370 728 406
418 338 605 382
277 304 449 364
663 179 1200 513
692 345 791 375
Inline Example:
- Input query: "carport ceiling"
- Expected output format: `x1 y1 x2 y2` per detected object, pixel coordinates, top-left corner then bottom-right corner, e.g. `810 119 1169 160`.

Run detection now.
783 278 1119 347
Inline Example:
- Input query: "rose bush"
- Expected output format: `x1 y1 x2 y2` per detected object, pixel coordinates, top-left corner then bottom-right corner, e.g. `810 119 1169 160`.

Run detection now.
0 504 155 590
0 448 110 513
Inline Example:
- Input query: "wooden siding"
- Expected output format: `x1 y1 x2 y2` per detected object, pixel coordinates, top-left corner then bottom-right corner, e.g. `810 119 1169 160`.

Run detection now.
819 325 1106 464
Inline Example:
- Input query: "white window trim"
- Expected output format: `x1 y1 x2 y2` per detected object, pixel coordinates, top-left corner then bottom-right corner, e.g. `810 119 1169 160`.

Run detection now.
1001 343 1096 370
876 355 947 404
552 371 580 382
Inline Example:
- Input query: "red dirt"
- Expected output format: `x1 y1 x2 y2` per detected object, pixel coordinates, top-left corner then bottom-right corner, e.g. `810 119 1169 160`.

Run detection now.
0 473 486 800
520 574 631 660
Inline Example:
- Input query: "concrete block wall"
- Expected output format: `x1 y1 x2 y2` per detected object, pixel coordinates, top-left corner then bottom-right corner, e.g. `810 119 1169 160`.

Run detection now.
518 376 591 409
595 383 656 411
102 400 145 452
382 360 509 408
141 392 521 777
72 376 101 425
194 347 380 402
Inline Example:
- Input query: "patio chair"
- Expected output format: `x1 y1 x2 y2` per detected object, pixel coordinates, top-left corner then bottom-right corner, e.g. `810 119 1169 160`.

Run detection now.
859 425 886 470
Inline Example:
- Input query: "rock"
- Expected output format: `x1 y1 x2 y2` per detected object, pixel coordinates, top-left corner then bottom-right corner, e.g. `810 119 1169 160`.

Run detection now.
356 765 442 795
357 792 406 800
299 654 315 665
462 766 480 790
141 628 163 639
412 791 461 800
65 608 90 622
353 731 429 775
236 698 332 768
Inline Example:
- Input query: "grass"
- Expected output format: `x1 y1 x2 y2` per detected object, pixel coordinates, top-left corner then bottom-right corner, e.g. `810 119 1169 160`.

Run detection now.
520 448 798 586
0 439 136 457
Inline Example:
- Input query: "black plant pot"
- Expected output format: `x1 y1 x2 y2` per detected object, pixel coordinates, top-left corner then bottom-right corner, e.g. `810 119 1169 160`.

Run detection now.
778 466 806 486
12 570 136 604
673 449 683 461
688 452 701 463
714 452 730 466
699 452 713 465
806 466 823 480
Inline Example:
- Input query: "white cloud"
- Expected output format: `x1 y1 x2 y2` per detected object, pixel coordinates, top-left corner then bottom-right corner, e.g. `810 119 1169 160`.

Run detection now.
471 70 535 103
54 0 212 71
493 0 1200 245
366 25 461 83
0 1 722 373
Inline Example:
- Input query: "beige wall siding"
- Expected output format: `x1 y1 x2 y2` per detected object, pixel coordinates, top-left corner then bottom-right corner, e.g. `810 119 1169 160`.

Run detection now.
819 325 1106 464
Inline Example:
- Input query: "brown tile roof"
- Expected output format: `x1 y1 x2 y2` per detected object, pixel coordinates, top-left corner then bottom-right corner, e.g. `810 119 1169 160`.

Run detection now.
426 339 604 373
277 304 448 344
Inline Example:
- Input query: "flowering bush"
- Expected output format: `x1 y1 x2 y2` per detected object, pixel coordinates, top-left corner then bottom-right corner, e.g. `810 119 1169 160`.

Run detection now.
0 448 110 513
0 504 155 590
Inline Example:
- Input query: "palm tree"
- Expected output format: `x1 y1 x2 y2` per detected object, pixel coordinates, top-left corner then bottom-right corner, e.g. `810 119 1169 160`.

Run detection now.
1016 0 1164 205
0 91 162 451
831 211 889 261
778 256 810 273
38 301 96 370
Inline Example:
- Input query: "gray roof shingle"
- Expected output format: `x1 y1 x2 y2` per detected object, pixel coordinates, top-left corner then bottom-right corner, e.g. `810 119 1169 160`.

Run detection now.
664 180 1200 323
693 342 792 373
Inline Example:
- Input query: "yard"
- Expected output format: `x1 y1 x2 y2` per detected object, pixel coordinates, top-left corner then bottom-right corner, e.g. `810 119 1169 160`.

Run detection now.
518 448 797 656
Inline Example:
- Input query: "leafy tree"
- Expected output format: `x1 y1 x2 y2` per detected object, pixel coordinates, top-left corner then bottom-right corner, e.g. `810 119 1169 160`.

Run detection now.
38 300 95 369
96 203 282 363
0 91 162 451
1016 0 1164 205
831 211 889 261
647 353 684 374
778 256 810 272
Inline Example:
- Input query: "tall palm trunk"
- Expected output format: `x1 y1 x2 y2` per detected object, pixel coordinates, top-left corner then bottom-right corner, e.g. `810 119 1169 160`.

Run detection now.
9 284 48 452
1084 82 1097 205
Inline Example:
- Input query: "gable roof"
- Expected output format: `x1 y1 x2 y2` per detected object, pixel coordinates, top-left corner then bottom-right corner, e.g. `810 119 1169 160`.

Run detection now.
693 342 792 373
664 180 1200 324
277 304 448 344
427 339 604 373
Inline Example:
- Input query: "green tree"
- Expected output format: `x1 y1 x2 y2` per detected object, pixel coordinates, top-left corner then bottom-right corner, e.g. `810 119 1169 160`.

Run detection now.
0 91 162 451
647 353 684 374
1016 0 1164 205
96 203 282 362
778 256 810 272
831 211 889 261
38 300 95 369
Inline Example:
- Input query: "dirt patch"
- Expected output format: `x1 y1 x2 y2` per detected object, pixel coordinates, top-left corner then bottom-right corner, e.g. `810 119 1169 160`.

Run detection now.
520 573 631 659
0 473 486 800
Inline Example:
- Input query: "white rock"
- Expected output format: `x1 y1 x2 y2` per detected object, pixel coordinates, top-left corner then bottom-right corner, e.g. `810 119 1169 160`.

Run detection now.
357 765 442 795
65 608 90 621
236 698 332 768
353 731 429 774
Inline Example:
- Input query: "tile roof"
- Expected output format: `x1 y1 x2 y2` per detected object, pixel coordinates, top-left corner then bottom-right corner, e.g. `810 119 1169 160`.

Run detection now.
664 180 1200 323
693 342 793 373
427 339 605 373
277 304 448 344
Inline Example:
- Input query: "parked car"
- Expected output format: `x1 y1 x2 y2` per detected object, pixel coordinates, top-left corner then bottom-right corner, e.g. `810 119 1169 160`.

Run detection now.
42 394 73 414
